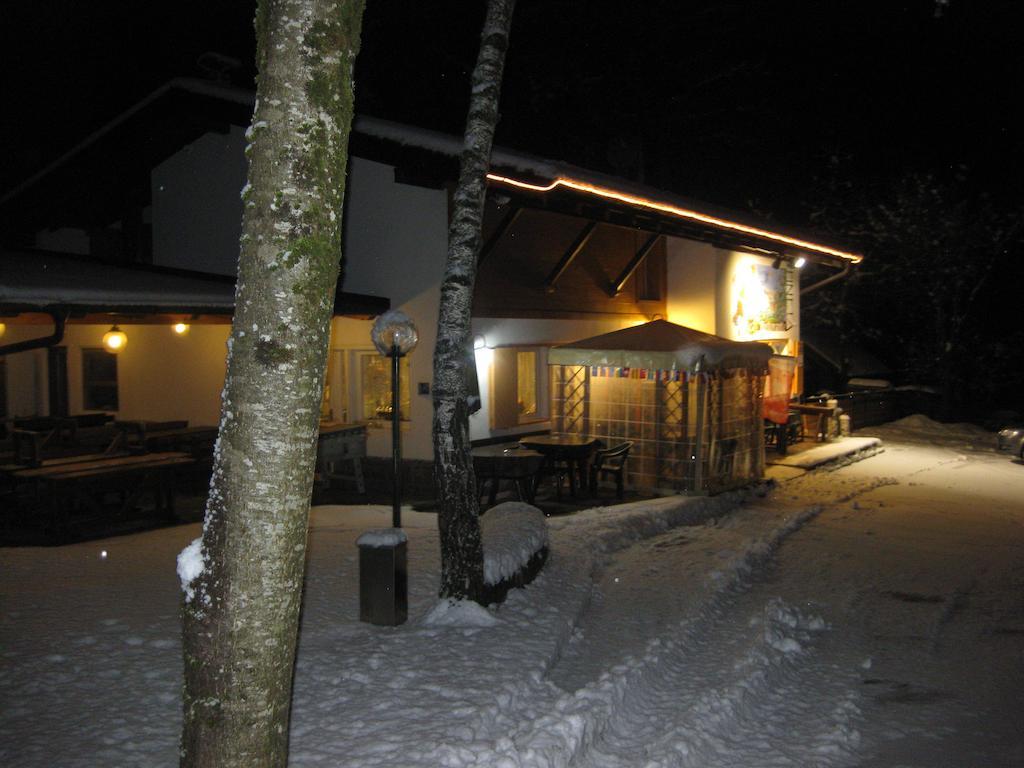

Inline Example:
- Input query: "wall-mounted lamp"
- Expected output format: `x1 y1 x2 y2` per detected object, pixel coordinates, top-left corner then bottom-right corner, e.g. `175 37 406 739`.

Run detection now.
473 334 487 350
0 322 6 339
102 325 127 354
173 322 190 335
794 256 807 269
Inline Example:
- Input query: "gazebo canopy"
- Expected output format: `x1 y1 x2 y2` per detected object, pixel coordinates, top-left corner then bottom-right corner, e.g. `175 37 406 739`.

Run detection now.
548 319 773 373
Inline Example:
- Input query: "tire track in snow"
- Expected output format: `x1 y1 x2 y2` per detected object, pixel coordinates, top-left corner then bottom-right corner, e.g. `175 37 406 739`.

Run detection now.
507 473 890 767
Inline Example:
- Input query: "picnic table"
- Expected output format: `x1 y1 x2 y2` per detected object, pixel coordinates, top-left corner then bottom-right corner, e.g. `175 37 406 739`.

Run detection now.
7 451 194 537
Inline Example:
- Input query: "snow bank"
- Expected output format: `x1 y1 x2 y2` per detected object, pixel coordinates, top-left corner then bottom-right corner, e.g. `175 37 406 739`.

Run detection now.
480 502 548 586
859 414 994 450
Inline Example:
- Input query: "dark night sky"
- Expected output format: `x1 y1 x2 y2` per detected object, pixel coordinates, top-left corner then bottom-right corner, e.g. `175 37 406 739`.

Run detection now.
2 0 1022 221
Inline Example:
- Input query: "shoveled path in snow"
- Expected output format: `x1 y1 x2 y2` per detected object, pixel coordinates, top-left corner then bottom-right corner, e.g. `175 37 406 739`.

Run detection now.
515 471 888 767
554 429 1024 767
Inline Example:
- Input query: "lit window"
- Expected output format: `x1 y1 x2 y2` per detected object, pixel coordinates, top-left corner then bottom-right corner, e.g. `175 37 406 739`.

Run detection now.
82 348 119 411
490 347 547 429
360 353 410 421
517 350 538 416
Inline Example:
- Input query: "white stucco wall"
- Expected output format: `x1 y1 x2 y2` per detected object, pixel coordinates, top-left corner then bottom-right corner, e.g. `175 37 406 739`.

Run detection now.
666 238 800 356
1 325 48 418
0 323 229 426
151 125 248 276
328 156 449 461
666 238 718 333
467 316 644 444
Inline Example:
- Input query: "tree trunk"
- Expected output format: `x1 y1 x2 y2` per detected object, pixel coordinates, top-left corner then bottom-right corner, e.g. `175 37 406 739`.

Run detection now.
179 2 365 765
432 0 516 601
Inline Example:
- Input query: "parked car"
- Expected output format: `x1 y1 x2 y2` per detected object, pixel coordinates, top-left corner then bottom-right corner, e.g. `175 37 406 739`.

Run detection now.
996 425 1024 459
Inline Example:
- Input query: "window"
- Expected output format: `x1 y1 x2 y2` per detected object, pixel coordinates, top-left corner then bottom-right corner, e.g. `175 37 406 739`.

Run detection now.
517 350 538 417
491 347 547 429
82 348 119 411
359 353 410 421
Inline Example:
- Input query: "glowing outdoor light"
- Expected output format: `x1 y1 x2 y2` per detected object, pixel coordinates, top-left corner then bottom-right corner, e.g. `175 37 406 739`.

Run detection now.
173 322 190 335
473 334 487 350
371 310 418 529
794 256 807 269
102 326 127 353
0 322 6 339
486 173 863 264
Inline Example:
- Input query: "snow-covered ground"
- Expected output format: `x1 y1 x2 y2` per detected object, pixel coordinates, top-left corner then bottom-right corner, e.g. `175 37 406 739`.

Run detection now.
2 415 1022 766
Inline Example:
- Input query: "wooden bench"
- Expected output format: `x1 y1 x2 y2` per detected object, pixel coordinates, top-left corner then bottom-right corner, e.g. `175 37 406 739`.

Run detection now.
9 452 194 537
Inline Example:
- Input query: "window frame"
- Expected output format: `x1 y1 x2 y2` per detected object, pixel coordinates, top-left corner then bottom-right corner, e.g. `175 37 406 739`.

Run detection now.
81 347 119 412
489 345 549 429
354 349 411 425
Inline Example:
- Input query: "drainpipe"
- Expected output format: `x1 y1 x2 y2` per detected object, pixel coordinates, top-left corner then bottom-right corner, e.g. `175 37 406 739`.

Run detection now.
0 311 68 357
800 260 852 296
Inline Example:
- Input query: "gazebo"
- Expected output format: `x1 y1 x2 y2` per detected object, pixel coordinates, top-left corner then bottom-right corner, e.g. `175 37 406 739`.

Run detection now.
548 320 773 494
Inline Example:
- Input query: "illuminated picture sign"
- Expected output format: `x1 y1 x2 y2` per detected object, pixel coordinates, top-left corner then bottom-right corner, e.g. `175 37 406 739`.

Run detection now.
730 260 791 340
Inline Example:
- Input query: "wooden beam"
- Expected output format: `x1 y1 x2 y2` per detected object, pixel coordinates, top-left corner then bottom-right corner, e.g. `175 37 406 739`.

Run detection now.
478 205 521 264
608 233 661 296
544 221 598 292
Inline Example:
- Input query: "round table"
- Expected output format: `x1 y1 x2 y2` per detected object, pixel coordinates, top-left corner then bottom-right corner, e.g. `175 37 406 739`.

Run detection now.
517 434 599 498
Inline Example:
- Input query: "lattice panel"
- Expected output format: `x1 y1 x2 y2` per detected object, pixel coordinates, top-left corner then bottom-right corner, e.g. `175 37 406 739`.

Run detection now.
660 380 685 439
561 365 588 434
655 379 688 489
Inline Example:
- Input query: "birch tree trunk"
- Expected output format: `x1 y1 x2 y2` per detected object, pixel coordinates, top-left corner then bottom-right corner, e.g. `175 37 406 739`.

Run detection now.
432 0 516 601
179 2 365 765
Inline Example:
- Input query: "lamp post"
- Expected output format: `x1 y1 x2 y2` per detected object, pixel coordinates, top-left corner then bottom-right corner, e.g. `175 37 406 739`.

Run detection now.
371 310 418 529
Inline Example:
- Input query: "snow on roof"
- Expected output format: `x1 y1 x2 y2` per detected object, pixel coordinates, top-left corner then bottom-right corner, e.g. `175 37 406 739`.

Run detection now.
0 250 388 318
353 116 862 265
0 251 236 312
548 319 774 373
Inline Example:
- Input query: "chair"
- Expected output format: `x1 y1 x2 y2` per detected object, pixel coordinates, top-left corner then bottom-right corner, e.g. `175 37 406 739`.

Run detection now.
588 441 633 498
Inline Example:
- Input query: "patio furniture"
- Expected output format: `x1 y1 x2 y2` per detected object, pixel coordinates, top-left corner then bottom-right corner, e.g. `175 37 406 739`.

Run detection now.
316 423 367 493
518 434 599 500
9 451 194 537
471 444 545 507
764 411 803 455
589 440 633 498
791 403 835 442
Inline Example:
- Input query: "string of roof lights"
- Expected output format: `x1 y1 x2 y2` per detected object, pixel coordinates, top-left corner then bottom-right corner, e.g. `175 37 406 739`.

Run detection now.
485 173 863 265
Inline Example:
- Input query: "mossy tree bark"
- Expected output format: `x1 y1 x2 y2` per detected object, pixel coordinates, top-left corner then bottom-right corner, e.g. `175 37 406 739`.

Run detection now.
179 1 365 765
432 0 516 601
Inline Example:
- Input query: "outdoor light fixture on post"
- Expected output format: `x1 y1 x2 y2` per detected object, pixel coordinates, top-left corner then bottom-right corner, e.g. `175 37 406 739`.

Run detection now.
360 310 417 627
371 309 418 529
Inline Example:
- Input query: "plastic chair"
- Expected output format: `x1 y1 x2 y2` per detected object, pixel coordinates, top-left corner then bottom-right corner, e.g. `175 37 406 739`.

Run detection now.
589 441 633 498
